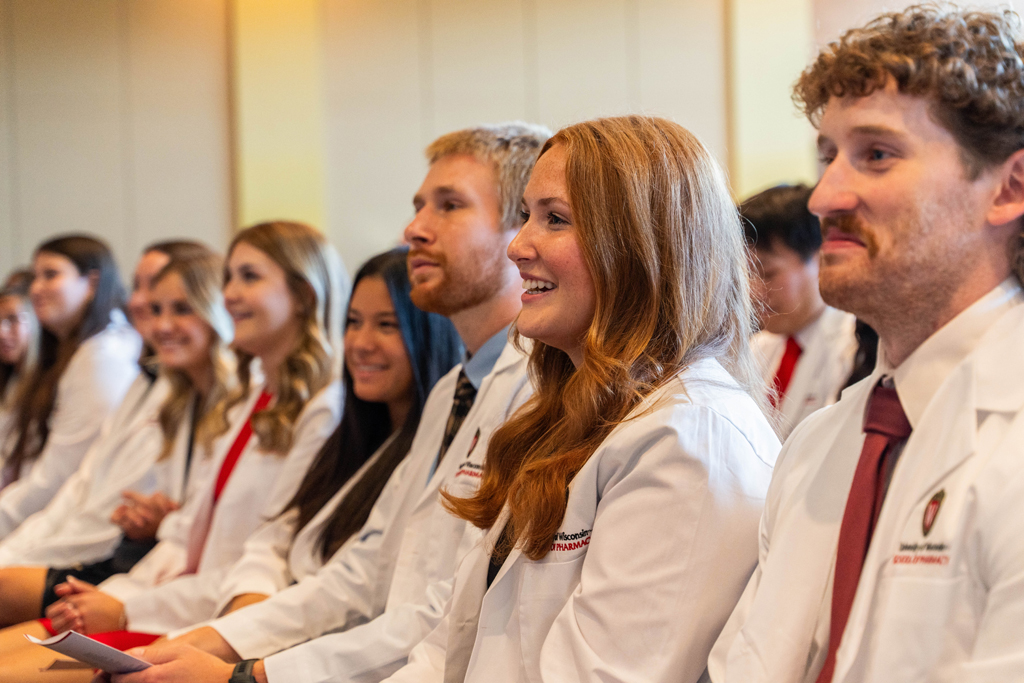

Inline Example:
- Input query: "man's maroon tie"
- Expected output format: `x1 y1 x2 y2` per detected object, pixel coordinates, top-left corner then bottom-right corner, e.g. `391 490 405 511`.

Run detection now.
815 382 912 683
769 336 802 408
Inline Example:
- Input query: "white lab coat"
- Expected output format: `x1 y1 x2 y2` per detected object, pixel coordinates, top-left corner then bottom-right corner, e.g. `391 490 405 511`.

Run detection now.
208 436 392 615
752 306 857 439
101 380 342 634
0 373 170 567
383 357 779 683
709 279 1024 683
212 341 531 683
0 311 140 536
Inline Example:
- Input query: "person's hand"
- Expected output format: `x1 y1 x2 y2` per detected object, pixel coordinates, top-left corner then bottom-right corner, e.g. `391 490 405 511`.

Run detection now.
101 642 264 683
170 626 243 663
46 576 125 633
111 491 179 541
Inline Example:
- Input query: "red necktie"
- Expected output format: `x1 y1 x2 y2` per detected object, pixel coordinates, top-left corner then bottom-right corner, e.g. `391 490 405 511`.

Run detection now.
815 382 912 683
769 336 802 408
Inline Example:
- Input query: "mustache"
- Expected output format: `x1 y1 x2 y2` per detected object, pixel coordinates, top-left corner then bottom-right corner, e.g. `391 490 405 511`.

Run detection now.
820 214 867 239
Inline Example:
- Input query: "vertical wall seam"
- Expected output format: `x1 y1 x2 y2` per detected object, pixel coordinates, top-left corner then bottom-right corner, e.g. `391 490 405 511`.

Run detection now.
116 0 137 259
416 0 434 146
625 0 641 108
4 0 22 261
225 0 240 233
522 0 539 123
722 0 739 197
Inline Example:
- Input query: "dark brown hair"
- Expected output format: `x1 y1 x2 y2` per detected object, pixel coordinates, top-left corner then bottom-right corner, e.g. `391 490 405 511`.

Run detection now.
8 234 127 471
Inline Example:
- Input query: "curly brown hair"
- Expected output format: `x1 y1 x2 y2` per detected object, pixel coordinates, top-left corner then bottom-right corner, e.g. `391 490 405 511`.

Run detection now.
794 4 1024 178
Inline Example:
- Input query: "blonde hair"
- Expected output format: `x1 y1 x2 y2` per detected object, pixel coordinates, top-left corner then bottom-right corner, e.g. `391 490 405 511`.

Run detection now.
426 122 552 231
151 252 236 461
221 221 348 453
445 116 765 560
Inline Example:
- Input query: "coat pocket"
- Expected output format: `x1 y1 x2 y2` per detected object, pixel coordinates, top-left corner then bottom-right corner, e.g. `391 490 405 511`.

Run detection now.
519 556 586 683
863 573 968 682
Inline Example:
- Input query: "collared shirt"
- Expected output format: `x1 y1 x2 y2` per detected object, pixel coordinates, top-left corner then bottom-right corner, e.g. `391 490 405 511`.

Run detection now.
877 277 1024 429
461 325 512 390
751 305 858 438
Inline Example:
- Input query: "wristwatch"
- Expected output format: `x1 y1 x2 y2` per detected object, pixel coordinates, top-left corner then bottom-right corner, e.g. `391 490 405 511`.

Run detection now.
229 659 259 683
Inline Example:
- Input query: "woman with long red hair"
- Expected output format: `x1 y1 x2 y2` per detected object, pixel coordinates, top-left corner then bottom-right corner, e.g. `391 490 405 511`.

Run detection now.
378 116 781 683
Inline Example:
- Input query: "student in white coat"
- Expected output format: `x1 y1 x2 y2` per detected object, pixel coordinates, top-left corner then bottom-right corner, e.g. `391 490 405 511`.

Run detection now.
375 116 779 683
744 185 858 438
0 247 234 642
102 123 549 683
709 7 1024 683
23 222 347 662
0 271 38 450
0 242 212 575
0 235 141 528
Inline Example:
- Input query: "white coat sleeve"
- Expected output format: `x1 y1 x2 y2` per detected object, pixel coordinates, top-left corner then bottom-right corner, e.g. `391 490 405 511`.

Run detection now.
294 583 454 683
0 469 89 565
216 509 299 604
208 458 414 659
120 391 339 634
261 574 458 683
962 463 1024 680
0 334 139 538
537 407 769 683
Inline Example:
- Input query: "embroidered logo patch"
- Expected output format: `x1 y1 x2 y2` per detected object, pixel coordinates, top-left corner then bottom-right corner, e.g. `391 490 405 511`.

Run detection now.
922 489 945 537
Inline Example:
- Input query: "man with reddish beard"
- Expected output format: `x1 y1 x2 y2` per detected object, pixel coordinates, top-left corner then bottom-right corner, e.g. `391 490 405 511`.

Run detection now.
103 123 550 683
710 6 1024 683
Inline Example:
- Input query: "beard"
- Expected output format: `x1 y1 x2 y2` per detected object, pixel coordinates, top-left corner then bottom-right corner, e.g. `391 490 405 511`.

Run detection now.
817 196 972 329
408 246 509 316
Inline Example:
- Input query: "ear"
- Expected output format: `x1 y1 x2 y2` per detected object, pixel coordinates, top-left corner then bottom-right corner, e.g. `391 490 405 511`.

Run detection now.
986 148 1024 227
85 268 101 299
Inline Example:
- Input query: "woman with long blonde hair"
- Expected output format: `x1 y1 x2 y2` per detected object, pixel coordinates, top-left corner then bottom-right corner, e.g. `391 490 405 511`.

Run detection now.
17 222 347 660
380 116 781 683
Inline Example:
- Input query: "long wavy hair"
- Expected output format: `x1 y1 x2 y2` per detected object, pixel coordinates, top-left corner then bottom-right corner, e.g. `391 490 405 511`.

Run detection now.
151 251 236 461
444 116 764 560
284 248 462 560
217 222 348 454
7 235 127 472
0 270 38 404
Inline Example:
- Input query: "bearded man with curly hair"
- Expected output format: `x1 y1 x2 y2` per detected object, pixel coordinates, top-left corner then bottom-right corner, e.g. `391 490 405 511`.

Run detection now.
709 5 1024 683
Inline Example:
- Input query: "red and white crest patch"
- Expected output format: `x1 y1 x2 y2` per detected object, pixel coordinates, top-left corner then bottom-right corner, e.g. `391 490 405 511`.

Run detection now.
922 489 945 537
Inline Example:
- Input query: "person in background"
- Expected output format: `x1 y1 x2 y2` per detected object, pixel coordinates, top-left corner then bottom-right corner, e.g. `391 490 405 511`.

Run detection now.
710 6 1024 682
0 235 140 524
100 122 547 683
743 184 858 438
0 270 38 451
34 221 348 650
0 245 223 589
0 250 237 679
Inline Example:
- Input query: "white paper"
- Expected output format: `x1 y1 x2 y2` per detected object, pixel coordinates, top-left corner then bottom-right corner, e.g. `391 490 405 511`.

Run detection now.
26 631 151 674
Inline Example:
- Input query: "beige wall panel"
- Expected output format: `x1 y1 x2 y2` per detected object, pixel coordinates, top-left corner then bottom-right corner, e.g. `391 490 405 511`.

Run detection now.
813 0 1024 47
427 0 528 137
637 0 728 168
534 0 634 129
323 0 425 273
9 0 129 267
0 0 15 277
124 0 232 256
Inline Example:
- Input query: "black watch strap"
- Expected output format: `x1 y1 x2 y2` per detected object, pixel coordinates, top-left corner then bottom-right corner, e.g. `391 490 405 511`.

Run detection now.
229 659 259 683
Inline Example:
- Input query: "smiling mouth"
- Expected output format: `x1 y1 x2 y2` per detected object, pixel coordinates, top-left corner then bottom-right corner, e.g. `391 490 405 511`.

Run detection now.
823 228 866 247
522 278 555 294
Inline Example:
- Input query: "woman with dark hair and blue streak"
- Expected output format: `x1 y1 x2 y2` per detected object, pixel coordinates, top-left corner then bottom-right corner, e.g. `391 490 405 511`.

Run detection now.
39 247 463 656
